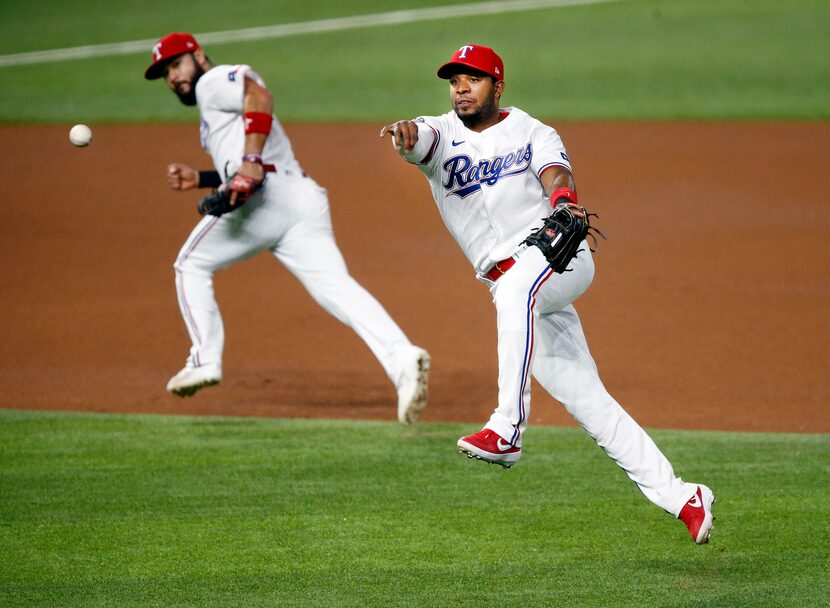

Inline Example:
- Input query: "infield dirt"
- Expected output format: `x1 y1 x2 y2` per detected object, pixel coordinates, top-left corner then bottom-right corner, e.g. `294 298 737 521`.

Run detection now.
1 122 827 433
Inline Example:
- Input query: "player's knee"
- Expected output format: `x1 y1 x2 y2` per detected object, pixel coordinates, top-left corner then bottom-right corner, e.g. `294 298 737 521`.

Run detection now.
173 254 214 277
295 275 340 309
173 255 190 273
566 394 625 443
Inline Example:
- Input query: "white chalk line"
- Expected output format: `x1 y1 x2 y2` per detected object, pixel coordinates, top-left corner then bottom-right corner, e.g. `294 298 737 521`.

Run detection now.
0 0 624 68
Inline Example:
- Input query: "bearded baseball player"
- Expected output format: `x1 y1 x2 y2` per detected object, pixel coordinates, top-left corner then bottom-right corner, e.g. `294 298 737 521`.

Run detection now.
380 44 716 542
145 32 429 424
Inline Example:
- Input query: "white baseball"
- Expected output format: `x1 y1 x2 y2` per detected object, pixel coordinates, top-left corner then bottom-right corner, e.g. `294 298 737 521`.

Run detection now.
69 124 93 147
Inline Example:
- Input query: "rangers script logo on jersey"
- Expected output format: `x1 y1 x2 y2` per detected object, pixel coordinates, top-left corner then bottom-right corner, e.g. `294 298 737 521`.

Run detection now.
443 142 533 198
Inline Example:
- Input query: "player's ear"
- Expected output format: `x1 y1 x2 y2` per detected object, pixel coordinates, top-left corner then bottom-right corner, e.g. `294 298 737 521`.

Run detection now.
494 79 505 100
194 48 209 69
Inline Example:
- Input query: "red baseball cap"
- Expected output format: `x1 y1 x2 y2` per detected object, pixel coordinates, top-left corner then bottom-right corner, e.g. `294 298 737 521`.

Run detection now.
436 44 504 80
144 32 200 80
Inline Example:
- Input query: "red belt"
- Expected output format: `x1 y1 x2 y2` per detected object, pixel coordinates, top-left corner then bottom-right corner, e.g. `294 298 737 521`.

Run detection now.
483 257 516 282
268 166 309 178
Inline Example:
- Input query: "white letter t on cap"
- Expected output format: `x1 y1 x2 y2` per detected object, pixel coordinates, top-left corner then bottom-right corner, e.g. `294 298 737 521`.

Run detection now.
458 45 474 58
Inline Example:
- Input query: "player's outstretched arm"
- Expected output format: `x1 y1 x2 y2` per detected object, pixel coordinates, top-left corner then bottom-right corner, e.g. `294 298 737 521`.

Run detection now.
379 120 420 153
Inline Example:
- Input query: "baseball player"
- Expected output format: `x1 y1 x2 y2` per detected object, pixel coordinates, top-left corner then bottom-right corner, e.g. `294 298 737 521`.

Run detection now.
144 32 429 425
380 44 716 542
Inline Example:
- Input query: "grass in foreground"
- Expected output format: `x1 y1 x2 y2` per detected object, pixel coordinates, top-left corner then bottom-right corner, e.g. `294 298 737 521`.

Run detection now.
0 409 828 607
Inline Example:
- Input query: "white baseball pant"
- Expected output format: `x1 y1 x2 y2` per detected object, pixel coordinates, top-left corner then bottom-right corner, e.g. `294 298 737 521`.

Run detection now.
482 244 697 516
172 172 413 385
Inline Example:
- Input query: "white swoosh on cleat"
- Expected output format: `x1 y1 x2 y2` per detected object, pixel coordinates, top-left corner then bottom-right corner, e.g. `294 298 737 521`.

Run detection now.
496 438 514 452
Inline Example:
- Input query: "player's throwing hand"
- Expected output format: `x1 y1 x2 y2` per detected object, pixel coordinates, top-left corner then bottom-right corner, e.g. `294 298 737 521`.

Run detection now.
379 120 419 153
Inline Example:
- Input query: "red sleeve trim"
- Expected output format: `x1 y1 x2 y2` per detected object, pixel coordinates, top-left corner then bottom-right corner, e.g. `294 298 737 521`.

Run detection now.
538 162 571 179
419 126 441 164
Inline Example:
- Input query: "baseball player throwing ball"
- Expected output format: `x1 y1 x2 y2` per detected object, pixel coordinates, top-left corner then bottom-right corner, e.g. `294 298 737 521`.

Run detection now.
380 44 716 542
145 32 429 424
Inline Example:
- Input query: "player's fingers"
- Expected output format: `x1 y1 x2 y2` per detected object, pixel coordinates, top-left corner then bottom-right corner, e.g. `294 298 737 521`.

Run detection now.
395 124 408 150
380 123 401 142
379 121 417 151
563 202 586 218
166 164 184 188
394 122 414 152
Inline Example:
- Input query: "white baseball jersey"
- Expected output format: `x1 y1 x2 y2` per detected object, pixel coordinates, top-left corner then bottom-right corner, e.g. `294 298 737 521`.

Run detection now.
400 107 572 273
195 64 303 180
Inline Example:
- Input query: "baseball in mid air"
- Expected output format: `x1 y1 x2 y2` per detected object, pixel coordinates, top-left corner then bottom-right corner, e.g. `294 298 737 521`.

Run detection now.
69 124 93 147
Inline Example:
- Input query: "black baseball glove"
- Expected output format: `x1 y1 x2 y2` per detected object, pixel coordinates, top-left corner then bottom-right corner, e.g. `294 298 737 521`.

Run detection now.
524 201 605 273
197 173 264 217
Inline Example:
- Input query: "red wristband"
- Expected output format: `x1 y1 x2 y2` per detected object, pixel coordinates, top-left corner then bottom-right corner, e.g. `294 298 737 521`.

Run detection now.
550 187 578 208
243 112 272 135
242 153 263 164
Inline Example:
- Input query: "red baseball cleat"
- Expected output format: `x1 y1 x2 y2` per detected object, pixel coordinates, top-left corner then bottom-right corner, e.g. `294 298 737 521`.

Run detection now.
457 429 521 468
678 484 716 544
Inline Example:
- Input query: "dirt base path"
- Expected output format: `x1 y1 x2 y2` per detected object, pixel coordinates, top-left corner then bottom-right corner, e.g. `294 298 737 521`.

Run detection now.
1 122 827 433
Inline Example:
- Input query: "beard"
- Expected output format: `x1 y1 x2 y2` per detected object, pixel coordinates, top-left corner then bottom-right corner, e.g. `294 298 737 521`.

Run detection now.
454 91 498 128
174 59 205 106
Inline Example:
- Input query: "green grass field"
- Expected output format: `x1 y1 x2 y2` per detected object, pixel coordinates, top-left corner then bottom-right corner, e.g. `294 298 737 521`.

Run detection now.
1 410 828 607
0 0 827 122
1 2 827 606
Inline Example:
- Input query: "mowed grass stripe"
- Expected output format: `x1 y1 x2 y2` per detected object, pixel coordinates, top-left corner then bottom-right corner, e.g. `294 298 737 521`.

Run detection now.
0 0 624 68
0 409 827 607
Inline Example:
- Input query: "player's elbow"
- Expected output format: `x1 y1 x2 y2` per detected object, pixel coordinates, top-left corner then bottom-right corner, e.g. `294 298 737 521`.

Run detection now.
244 81 274 115
251 86 273 115
260 88 273 113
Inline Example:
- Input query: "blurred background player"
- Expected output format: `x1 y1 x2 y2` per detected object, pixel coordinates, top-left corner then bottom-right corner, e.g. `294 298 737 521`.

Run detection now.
380 44 715 541
145 32 429 424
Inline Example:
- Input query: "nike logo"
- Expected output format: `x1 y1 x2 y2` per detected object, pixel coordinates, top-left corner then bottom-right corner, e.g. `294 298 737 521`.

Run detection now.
451 139 465 146
496 438 514 452
687 494 702 508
